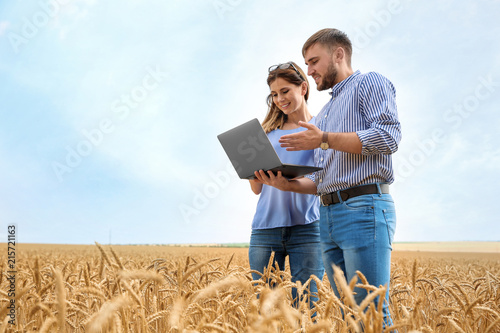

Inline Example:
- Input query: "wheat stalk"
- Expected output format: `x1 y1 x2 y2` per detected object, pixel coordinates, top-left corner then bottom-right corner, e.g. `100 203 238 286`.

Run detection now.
85 295 129 333
52 267 67 333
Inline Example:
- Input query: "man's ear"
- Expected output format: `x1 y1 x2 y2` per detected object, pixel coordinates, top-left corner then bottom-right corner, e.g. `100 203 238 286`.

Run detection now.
334 46 345 62
329 46 344 64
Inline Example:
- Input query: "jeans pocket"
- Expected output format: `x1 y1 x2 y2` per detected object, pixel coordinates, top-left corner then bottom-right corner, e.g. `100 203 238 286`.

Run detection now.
382 209 396 245
342 195 374 211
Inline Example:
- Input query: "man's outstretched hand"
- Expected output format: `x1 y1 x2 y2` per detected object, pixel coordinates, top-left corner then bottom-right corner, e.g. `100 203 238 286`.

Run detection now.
279 121 322 151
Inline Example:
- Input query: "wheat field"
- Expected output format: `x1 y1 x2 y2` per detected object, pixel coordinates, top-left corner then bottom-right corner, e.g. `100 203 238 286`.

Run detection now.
0 243 499 332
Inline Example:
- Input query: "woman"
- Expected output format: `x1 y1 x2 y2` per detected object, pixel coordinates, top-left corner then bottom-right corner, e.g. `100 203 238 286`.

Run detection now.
249 61 324 308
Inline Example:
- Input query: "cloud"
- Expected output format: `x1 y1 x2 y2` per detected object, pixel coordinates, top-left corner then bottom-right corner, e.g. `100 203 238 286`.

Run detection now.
1 0 500 244
0 21 9 36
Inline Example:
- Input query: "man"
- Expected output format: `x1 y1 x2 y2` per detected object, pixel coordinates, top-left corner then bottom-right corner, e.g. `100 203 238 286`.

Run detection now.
254 28 401 326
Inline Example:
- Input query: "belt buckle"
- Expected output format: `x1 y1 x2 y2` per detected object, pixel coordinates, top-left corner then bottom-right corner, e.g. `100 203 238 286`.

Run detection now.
320 193 331 206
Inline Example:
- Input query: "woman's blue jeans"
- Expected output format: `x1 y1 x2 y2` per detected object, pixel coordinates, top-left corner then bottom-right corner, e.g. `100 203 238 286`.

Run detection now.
249 221 324 307
319 192 396 327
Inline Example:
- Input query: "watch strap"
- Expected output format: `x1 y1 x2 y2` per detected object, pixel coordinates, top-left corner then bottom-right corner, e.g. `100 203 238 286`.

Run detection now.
322 132 329 143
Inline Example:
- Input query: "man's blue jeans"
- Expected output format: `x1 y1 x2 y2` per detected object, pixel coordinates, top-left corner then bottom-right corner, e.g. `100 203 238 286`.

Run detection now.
249 221 324 306
319 190 396 326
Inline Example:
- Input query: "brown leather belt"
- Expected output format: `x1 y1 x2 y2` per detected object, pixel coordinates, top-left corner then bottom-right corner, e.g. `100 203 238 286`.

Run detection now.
320 184 389 206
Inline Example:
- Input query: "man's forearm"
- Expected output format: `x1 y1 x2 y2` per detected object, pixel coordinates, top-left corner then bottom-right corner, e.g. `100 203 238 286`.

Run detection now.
283 177 317 194
326 132 362 154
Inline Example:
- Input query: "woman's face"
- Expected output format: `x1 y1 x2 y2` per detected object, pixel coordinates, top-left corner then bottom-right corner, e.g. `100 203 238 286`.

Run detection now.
269 77 306 115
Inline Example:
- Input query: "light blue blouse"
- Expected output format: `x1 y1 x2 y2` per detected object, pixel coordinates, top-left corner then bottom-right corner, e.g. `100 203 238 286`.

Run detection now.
251 117 320 229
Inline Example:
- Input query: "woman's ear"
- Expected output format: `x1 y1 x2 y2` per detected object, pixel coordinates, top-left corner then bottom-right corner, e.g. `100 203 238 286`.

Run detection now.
301 81 308 96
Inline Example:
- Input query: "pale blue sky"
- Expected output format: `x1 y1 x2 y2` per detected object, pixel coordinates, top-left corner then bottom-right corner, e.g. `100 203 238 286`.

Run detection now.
1 0 499 244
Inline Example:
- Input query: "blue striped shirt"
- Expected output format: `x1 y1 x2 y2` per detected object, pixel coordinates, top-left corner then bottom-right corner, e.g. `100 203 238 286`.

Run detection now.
312 70 401 195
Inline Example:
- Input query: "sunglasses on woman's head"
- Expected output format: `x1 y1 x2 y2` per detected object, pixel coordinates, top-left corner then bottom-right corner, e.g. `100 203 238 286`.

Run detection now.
268 62 305 81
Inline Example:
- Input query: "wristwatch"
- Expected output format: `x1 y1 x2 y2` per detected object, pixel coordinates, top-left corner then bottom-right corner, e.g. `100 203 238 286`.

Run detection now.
320 132 329 150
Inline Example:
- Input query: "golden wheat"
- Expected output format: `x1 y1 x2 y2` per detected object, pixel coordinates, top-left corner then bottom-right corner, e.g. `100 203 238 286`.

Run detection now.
0 244 498 332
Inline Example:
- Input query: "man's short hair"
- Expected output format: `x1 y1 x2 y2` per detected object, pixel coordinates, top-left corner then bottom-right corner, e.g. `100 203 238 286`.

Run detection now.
302 28 352 66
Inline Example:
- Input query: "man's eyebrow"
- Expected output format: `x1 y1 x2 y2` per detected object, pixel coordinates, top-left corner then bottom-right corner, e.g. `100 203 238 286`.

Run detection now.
305 56 318 65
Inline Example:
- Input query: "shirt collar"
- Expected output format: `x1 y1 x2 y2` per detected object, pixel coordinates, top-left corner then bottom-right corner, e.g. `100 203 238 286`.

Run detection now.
329 70 361 97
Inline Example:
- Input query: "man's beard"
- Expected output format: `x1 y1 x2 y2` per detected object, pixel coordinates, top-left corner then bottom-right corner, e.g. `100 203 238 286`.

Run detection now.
318 62 337 91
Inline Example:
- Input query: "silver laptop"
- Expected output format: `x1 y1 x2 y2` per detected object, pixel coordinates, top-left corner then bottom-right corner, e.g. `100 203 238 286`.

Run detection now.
217 118 322 179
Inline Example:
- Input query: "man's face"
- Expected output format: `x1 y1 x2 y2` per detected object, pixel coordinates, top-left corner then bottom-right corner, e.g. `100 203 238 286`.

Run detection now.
304 43 338 91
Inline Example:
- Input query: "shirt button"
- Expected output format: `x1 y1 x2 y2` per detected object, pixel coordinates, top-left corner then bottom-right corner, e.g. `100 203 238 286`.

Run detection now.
319 179 323 183
324 115 327 118
321 157 324 161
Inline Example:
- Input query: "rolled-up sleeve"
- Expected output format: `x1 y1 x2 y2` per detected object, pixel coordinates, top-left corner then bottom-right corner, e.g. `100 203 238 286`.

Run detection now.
305 172 316 183
356 72 401 155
